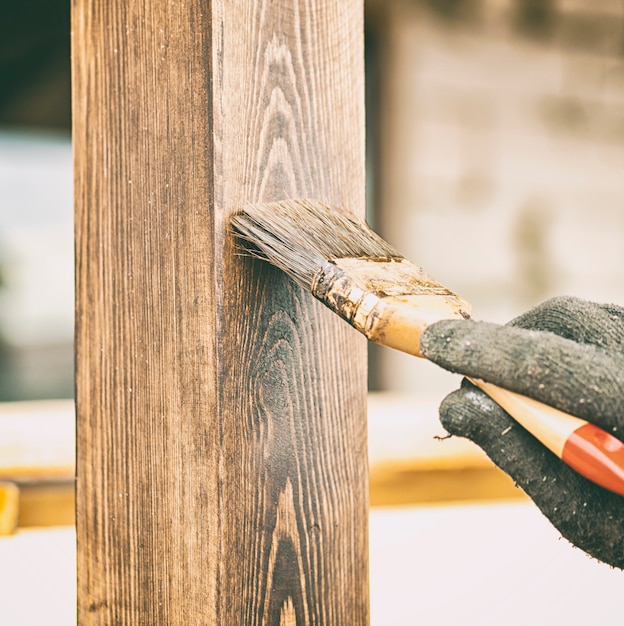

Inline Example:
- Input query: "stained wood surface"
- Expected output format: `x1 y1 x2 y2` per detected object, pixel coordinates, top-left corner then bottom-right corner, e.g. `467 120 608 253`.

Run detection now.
72 1 367 624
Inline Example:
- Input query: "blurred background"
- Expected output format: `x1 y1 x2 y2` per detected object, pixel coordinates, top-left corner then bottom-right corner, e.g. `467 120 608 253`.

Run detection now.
366 0 624 393
3 0 624 401
0 2 72 401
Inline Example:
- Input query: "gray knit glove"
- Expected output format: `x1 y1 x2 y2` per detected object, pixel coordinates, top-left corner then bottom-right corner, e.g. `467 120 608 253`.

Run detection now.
420 296 624 568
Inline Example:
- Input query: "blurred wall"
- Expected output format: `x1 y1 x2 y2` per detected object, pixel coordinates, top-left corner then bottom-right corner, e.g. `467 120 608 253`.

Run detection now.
368 0 624 393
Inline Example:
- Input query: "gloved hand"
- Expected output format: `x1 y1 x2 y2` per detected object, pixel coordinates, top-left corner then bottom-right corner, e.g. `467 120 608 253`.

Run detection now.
420 296 624 569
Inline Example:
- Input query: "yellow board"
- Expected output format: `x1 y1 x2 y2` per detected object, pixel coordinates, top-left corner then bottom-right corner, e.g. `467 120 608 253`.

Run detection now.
0 482 19 535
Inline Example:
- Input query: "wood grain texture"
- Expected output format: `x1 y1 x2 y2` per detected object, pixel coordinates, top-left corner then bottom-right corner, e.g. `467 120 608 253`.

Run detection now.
72 1 368 624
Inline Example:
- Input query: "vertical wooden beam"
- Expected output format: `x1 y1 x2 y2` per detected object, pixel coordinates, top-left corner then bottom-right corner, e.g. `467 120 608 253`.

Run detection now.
73 1 368 624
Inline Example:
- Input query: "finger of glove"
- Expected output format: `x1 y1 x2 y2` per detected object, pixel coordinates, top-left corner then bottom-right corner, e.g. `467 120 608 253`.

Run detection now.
510 296 624 348
420 319 624 434
440 384 624 569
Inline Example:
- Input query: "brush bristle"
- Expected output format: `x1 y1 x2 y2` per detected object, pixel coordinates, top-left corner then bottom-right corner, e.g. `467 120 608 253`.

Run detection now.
231 199 402 289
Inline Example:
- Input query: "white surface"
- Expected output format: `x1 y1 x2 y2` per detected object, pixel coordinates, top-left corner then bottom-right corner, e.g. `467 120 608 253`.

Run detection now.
0 502 621 624
0 527 76 625
0 400 74 473
368 392 489 469
370 502 623 625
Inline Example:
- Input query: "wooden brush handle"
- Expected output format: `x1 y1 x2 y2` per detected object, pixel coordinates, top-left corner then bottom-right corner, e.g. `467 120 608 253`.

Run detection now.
359 294 471 358
470 379 624 496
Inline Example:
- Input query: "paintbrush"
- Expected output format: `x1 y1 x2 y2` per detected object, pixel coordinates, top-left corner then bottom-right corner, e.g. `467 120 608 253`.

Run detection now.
231 198 624 496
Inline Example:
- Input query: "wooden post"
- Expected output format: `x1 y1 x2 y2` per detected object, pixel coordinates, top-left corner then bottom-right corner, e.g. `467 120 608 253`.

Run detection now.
72 1 368 624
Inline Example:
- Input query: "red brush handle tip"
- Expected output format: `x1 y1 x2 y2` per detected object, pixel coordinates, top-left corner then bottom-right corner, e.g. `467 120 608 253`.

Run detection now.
562 423 624 496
